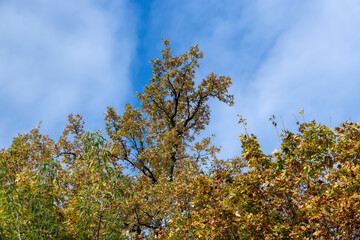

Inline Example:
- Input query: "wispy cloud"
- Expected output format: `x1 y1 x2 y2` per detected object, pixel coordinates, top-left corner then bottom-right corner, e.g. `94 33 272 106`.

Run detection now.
0 0 136 146
242 0 360 153
143 0 360 156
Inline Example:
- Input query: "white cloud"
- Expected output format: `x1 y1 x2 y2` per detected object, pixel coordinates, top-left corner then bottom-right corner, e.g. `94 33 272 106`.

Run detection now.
252 1 360 116
145 0 360 157
0 0 136 147
245 0 360 151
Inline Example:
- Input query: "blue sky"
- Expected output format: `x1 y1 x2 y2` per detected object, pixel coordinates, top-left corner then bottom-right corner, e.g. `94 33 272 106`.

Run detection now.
1 0 360 158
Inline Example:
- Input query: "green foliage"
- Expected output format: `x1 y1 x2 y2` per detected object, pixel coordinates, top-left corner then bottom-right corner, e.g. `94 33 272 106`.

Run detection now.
0 127 70 239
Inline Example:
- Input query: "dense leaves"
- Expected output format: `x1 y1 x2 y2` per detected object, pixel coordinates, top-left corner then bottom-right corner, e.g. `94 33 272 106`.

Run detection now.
1 41 359 239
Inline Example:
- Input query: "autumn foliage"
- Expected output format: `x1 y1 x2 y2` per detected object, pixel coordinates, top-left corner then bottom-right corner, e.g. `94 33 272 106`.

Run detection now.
1 40 359 239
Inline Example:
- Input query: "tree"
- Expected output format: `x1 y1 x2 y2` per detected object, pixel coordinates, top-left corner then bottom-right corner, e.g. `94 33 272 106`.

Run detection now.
1 40 359 239
0 125 70 239
103 38 233 237
162 119 360 239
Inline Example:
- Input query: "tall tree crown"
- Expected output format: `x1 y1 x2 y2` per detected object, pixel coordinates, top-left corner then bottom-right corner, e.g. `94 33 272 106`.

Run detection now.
105 39 233 183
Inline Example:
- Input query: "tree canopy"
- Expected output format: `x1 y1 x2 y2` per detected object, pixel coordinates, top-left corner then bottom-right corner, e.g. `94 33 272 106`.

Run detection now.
1 40 359 239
